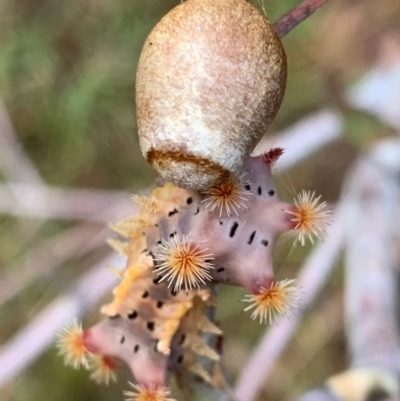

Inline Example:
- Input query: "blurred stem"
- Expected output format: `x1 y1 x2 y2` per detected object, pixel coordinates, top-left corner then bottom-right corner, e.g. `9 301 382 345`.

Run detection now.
0 254 120 387
0 223 107 305
344 140 400 371
234 209 345 401
274 0 331 38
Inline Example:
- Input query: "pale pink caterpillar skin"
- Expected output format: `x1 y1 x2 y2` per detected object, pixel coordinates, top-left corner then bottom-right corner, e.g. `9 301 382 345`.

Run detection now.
78 151 296 389
147 155 293 293
136 0 287 190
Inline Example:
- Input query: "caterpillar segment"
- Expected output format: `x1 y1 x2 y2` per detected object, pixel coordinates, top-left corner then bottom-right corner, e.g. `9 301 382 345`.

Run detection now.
145 153 295 293
79 287 221 388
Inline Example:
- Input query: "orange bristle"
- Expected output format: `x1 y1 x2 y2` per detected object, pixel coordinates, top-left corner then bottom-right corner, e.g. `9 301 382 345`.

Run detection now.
154 234 214 292
243 279 298 324
124 383 176 401
202 176 249 218
88 354 118 385
132 195 160 214
56 320 90 369
286 190 331 246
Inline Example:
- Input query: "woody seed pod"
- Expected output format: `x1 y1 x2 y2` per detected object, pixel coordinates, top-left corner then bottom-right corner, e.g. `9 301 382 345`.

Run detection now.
136 0 287 190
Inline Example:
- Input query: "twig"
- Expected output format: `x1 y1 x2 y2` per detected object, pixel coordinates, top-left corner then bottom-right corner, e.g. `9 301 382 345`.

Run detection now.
254 109 343 170
0 253 122 387
291 139 400 401
0 99 50 251
277 292 343 396
274 0 332 38
234 208 345 401
297 387 340 401
344 139 400 372
0 111 343 221
346 59 400 130
0 223 107 305
0 99 43 185
0 183 135 221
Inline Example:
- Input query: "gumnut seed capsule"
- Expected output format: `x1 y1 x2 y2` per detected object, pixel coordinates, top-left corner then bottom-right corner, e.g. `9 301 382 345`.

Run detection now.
136 0 287 190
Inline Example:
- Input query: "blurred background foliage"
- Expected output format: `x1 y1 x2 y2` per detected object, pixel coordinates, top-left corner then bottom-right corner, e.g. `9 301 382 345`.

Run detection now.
0 0 400 400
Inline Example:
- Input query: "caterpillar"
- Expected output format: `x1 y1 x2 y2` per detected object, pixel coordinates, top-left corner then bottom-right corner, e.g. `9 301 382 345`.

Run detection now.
57 150 330 400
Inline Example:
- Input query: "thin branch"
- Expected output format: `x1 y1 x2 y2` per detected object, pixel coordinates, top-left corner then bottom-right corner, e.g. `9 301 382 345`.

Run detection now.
0 223 107 305
0 99 50 248
0 253 122 387
254 109 343 169
0 183 135 221
291 139 400 401
281 293 343 393
274 0 331 38
297 388 341 401
234 208 345 401
346 57 400 130
344 139 400 372
0 99 43 185
0 111 342 221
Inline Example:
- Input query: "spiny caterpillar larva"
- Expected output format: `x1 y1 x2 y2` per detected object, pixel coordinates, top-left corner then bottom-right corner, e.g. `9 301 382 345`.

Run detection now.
57 150 331 401
136 0 287 190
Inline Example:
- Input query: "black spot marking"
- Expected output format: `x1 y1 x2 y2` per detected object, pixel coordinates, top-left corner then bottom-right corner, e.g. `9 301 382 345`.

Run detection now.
149 42 153 45
248 231 256 245
179 334 186 345
153 276 162 285
142 291 149 298
229 222 239 238
120 336 125 344
245 184 251 191
156 239 162 245
268 190 275 196
261 239 269 246
149 251 156 262
128 310 138 319
168 209 179 216
147 321 155 331
171 289 178 296
169 231 177 238
219 220 223 225
257 186 262 195
178 355 184 364
157 301 163 308
186 197 193 205
217 267 225 273
366 388 390 401
109 314 120 319
134 344 140 353
194 207 200 215
155 224 158 227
